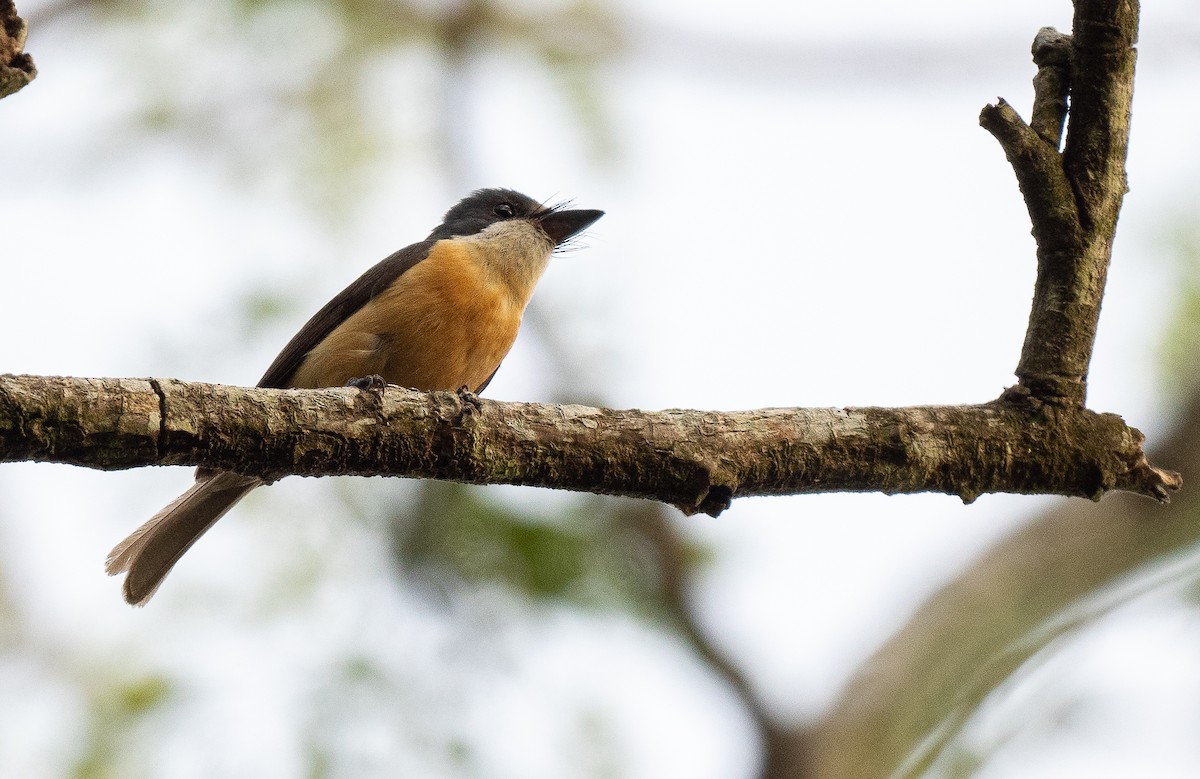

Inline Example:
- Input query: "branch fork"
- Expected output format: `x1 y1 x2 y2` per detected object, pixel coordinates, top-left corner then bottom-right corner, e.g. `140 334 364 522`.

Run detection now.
981 9 1138 420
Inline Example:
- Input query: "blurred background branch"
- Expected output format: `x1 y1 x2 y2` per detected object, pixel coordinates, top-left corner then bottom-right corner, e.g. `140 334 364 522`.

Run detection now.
809 386 1200 778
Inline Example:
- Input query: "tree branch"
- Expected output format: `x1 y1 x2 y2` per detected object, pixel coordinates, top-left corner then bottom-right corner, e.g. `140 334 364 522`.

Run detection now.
0 0 35 99
978 99 1081 252
1030 27 1072 148
981 3 1138 407
1066 0 1138 234
0 375 1180 514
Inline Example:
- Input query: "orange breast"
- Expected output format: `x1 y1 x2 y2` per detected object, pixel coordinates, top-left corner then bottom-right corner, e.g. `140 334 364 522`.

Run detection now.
290 241 524 391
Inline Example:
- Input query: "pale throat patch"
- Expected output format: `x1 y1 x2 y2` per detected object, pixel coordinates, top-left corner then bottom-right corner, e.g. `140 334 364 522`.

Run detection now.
456 219 556 302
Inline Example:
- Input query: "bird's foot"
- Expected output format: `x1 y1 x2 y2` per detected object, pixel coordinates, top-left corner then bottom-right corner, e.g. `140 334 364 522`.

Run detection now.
457 385 483 414
346 374 387 396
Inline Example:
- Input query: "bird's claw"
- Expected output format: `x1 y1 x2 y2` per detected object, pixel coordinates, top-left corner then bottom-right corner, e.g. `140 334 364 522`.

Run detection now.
457 385 483 414
346 374 387 396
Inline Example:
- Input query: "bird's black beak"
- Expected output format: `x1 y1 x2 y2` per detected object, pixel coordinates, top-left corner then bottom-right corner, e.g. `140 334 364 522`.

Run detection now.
537 208 604 245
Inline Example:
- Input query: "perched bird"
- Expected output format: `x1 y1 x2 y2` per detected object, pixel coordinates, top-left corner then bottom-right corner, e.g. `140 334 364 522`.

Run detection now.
107 188 604 605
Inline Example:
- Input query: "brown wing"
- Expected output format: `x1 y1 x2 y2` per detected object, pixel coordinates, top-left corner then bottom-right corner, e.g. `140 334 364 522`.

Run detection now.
257 240 437 389
475 366 501 394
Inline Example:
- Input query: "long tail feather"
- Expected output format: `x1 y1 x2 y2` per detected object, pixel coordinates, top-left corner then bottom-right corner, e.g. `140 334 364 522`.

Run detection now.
106 471 261 605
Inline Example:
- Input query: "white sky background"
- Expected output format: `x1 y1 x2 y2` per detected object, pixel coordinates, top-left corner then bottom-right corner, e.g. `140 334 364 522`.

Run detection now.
3 0 1200 776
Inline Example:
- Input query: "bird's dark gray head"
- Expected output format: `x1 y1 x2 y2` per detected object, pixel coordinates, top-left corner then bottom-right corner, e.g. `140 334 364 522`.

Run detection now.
429 188 603 246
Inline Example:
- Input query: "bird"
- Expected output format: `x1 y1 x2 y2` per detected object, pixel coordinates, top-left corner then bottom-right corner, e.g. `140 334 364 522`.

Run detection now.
106 188 604 605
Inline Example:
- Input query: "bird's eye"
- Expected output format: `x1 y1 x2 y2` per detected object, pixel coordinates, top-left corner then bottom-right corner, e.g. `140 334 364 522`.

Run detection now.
493 203 515 218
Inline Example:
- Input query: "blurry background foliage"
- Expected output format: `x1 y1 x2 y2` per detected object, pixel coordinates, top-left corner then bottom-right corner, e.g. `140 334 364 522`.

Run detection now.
1161 225 1200 401
36 0 620 214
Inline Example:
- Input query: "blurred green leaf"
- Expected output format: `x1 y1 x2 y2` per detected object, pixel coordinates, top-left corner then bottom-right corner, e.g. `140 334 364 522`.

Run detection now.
72 673 174 779
58 0 621 217
390 482 703 618
1159 225 1200 398
116 675 171 714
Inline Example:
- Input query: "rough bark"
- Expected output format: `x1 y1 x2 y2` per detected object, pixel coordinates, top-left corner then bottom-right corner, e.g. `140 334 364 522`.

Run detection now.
980 1 1138 407
0 1 35 99
0 375 1179 516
